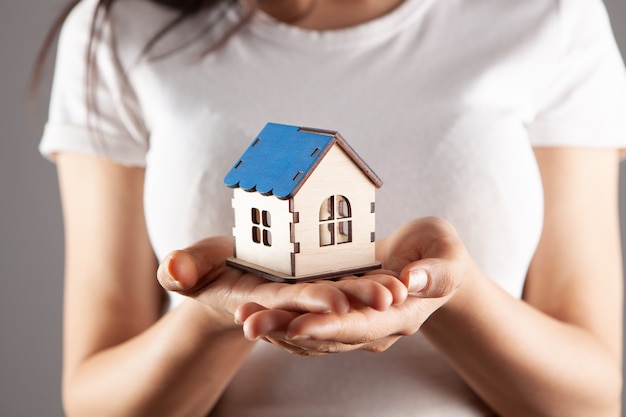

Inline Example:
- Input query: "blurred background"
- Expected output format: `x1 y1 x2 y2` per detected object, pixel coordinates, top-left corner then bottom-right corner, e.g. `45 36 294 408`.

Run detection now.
1 0 626 416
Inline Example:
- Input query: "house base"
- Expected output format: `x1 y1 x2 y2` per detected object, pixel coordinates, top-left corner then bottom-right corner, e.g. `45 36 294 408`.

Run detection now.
226 257 382 283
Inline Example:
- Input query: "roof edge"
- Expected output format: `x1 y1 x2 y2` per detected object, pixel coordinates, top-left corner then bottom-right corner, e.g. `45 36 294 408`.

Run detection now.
333 132 383 188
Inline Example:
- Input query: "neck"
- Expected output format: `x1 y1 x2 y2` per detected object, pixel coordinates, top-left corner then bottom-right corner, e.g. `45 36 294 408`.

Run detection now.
258 0 406 30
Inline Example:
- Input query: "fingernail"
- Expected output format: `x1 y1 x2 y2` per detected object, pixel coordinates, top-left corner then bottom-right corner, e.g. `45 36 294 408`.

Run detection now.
156 261 181 292
166 253 190 290
408 269 428 293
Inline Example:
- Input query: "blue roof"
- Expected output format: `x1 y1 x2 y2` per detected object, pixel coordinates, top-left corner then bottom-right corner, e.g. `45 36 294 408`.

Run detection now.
224 123 382 199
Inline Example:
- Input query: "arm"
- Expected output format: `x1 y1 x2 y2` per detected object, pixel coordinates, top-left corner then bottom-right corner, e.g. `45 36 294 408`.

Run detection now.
421 147 623 417
58 153 254 417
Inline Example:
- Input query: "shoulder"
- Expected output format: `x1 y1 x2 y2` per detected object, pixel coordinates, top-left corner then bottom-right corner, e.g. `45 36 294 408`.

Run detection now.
556 0 613 24
107 0 182 40
450 0 611 34
59 0 180 61
63 0 176 34
551 0 616 50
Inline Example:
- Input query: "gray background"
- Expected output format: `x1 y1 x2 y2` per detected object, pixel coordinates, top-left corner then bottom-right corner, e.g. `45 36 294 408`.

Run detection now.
1 0 626 416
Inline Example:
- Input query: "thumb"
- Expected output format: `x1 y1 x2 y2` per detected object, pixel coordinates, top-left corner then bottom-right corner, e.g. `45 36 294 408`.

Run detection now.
157 236 233 293
157 250 200 292
400 259 460 298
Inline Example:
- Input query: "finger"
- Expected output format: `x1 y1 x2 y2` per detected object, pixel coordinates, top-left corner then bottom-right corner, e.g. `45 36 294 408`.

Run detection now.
324 279 392 311
157 250 199 292
234 302 267 324
262 337 323 356
329 275 406 310
264 333 362 355
280 338 356 355
353 274 409 305
258 282 351 314
242 309 300 341
364 268 399 279
157 236 233 293
400 258 462 297
280 334 401 354
189 274 351 316
287 312 364 343
367 268 408 290
286 304 421 344
285 310 377 344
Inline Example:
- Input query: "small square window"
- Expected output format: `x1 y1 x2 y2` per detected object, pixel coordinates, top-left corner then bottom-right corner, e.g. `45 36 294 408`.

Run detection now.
251 207 272 246
263 230 272 247
252 226 261 243
251 208 260 225
262 210 271 227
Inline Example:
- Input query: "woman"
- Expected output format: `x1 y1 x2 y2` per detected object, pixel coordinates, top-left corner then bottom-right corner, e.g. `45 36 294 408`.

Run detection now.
39 0 626 415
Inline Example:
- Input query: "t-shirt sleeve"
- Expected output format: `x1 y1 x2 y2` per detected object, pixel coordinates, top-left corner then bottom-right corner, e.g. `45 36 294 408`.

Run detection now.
528 0 626 148
39 0 149 166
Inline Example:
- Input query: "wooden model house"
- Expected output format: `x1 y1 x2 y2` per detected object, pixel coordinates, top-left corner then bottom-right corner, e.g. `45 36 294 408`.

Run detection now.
224 123 383 282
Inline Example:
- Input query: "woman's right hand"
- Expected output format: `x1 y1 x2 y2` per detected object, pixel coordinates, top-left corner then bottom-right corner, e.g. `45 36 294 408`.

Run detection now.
157 236 408 329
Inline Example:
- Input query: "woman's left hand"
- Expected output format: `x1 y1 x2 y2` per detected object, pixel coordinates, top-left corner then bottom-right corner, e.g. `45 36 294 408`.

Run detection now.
236 217 472 355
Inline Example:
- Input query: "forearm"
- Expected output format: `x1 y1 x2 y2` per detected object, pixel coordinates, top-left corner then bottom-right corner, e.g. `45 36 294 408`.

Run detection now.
421 268 622 417
63 299 254 417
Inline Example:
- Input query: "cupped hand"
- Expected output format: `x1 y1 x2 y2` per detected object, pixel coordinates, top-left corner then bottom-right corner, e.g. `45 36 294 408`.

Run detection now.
157 236 407 328
236 217 473 355
378 216 471 296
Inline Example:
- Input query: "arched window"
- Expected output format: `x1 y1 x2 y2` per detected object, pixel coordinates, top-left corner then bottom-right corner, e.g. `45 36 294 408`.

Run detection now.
319 195 352 246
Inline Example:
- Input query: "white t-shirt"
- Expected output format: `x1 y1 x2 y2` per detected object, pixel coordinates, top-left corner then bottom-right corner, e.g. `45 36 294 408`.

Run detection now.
40 0 626 415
